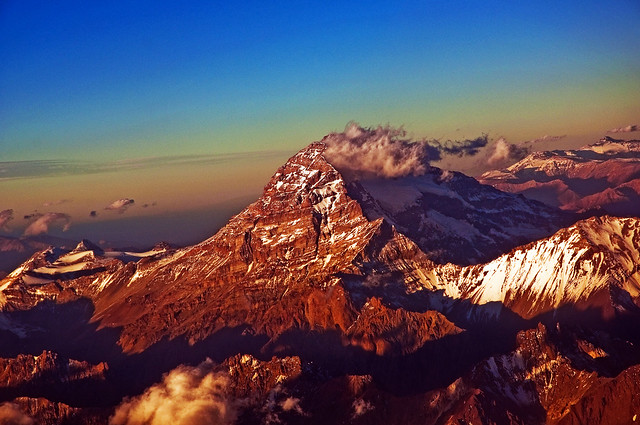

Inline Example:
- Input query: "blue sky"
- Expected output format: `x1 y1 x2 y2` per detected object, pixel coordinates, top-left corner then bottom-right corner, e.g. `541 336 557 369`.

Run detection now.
2 0 639 162
0 0 639 247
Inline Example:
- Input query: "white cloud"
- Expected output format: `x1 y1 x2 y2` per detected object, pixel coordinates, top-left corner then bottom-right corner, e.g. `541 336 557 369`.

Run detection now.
0 209 13 231
0 402 34 425
608 124 638 133
486 137 531 168
23 212 71 236
105 198 135 214
322 122 488 180
323 123 431 179
487 138 511 166
109 359 236 425
280 397 304 415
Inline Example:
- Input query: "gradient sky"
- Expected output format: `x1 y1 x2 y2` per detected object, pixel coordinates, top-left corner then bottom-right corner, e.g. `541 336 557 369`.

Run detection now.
1 0 639 246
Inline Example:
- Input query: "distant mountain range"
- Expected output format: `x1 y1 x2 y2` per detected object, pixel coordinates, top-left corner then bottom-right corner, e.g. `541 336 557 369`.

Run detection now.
1 133 639 424
479 136 640 216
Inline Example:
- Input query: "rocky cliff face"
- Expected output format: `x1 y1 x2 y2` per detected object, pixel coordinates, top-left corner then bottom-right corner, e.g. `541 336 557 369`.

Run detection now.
0 351 107 389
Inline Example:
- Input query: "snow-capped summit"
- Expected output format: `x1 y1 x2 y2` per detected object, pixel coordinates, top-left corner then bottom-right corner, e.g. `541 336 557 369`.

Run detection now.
585 136 640 154
69 239 103 255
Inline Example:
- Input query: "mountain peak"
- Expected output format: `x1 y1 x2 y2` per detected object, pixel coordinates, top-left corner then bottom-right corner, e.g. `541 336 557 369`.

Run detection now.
70 239 103 254
258 142 343 213
585 136 640 154
479 136 640 215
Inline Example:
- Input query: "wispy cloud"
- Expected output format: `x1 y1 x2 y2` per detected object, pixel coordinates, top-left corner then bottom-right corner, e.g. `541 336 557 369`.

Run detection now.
0 160 88 180
0 151 289 181
23 212 71 236
608 124 639 133
105 198 135 214
523 134 567 144
43 199 72 207
110 359 235 425
0 209 13 231
280 397 305 415
487 137 531 166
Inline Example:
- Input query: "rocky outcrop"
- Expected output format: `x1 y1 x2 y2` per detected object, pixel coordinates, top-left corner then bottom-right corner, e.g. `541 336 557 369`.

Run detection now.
7 397 107 425
345 297 462 356
0 351 107 389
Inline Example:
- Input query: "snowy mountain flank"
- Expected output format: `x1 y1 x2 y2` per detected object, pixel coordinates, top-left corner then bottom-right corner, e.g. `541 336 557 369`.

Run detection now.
479 136 640 216
1 129 640 425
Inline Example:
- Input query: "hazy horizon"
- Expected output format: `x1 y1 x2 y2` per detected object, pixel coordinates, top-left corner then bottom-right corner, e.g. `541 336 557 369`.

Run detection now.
1 1 639 247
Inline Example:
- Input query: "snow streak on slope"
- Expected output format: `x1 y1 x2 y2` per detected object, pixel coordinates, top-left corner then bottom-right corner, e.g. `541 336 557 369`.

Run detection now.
2 141 640 351
479 137 640 216
421 216 640 318
347 167 571 265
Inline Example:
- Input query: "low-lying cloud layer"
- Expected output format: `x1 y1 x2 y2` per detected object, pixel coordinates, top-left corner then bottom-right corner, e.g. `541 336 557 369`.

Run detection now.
608 124 638 133
23 212 71 236
105 198 135 214
110 359 235 425
0 402 34 425
322 123 488 179
523 134 566 144
0 151 287 181
0 209 13 232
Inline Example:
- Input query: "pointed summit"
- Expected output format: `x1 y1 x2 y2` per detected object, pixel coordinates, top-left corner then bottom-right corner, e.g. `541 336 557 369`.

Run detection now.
90 143 417 352
70 239 103 254
249 141 347 217
193 141 384 277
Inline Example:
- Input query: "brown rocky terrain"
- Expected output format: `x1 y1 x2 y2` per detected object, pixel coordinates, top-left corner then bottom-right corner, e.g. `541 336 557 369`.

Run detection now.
479 136 640 217
1 134 639 424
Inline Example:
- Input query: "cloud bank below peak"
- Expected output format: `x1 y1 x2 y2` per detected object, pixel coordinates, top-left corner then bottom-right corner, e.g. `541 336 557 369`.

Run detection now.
110 359 235 425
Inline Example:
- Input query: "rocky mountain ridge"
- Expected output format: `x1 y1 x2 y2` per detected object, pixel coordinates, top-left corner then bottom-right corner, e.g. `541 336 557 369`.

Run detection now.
1 136 639 424
479 136 640 216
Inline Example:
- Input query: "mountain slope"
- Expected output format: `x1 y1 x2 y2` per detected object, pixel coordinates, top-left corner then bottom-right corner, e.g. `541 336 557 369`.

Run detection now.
1 142 435 353
1 136 640 424
479 136 640 216
347 168 571 265
415 215 640 320
3 142 639 346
